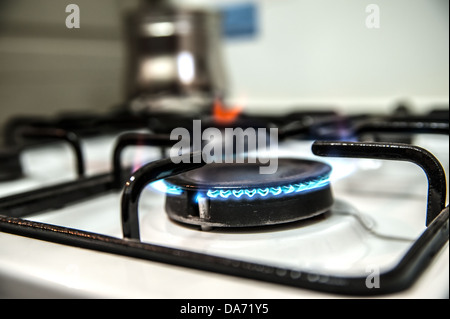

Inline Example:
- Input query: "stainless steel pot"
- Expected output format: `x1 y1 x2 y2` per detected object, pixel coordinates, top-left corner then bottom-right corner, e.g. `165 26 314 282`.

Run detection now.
124 0 227 113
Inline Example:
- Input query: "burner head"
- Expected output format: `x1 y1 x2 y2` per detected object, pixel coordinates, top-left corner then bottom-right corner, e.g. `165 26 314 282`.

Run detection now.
0 148 23 182
163 159 333 229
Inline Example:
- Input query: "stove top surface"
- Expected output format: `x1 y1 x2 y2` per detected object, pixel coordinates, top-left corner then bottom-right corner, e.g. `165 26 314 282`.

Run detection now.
0 109 448 299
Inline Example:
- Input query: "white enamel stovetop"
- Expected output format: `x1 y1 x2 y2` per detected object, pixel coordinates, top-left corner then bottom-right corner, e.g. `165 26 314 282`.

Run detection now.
0 133 448 299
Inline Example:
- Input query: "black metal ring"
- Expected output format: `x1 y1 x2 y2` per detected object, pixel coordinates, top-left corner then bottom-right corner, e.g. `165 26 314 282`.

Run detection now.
312 141 447 226
112 132 173 189
2 116 51 147
354 120 449 136
121 153 205 240
279 117 449 140
18 126 85 177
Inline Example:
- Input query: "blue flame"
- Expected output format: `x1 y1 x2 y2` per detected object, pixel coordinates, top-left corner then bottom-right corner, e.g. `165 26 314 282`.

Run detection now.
150 180 183 195
206 175 330 200
158 174 330 200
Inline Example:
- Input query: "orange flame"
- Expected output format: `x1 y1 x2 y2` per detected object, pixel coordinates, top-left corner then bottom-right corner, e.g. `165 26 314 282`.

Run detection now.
213 98 243 125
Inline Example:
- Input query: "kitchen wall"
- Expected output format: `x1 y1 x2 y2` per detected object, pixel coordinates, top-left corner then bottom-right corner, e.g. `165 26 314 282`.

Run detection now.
0 0 134 138
216 0 449 113
0 0 448 135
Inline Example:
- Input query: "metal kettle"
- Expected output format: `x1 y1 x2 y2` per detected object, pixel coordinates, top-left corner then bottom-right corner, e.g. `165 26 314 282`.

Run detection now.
124 0 228 113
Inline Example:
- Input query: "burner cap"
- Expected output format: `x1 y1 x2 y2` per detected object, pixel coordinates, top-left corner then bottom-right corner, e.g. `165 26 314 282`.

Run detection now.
163 159 333 229
0 147 23 182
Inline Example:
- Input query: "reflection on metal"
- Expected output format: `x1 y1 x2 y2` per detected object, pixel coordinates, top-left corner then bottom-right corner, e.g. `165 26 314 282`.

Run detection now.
138 56 176 83
142 22 176 37
177 51 195 84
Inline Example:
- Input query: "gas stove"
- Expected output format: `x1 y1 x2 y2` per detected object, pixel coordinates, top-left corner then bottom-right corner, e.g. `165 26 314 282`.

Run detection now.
0 106 448 299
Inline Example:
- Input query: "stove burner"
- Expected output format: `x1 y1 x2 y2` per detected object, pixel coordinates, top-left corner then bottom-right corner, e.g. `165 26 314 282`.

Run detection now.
163 159 333 229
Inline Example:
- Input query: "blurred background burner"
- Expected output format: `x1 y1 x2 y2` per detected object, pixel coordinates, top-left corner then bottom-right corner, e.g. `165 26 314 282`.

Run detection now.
163 158 333 230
